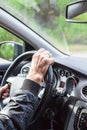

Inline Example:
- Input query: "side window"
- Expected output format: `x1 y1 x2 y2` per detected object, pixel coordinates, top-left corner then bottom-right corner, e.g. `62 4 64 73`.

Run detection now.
0 27 23 64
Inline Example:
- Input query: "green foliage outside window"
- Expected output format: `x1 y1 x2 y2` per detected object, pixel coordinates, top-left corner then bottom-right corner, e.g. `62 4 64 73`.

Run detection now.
1 0 87 55
0 44 14 61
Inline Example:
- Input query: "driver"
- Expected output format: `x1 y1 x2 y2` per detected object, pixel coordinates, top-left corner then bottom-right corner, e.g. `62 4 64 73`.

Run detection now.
0 48 54 130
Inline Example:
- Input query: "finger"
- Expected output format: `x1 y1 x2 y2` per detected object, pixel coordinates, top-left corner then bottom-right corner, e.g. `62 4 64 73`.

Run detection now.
40 52 52 59
39 57 54 67
2 92 9 99
37 48 45 53
35 49 51 58
0 84 10 95
34 48 45 57
37 50 52 57
5 88 10 93
38 57 54 76
34 51 52 67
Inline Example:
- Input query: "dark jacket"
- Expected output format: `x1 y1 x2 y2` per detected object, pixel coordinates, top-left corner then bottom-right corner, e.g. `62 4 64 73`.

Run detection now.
0 79 40 130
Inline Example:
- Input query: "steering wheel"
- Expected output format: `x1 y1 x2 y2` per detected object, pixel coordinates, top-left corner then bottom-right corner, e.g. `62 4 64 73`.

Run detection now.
1 50 54 122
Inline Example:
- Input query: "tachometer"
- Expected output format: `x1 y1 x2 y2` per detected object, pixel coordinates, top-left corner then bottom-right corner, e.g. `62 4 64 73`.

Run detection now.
20 63 31 75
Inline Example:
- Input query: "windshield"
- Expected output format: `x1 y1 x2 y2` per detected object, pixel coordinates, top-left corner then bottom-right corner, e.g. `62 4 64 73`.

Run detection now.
1 0 87 57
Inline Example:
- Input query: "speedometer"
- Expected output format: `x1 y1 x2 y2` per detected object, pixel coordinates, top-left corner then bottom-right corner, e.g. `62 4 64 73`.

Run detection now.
66 77 77 95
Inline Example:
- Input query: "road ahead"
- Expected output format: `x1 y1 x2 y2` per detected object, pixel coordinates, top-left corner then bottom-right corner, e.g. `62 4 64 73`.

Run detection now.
71 51 87 58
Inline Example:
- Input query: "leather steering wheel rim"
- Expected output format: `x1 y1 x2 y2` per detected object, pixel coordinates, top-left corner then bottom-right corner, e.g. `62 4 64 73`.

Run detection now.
1 50 54 121
1 50 36 87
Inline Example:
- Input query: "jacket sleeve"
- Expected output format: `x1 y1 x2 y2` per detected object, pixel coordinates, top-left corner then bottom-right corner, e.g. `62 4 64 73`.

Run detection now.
0 79 40 130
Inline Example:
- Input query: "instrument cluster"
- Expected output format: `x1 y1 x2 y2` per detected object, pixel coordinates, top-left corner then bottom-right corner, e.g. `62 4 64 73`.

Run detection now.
20 63 78 97
53 67 78 97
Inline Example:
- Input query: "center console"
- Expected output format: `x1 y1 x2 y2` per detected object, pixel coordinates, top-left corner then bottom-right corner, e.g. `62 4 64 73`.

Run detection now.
64 100 87 130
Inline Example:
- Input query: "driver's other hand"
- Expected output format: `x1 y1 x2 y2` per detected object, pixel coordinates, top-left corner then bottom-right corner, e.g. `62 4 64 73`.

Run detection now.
0 83 11 99
27 48 54 84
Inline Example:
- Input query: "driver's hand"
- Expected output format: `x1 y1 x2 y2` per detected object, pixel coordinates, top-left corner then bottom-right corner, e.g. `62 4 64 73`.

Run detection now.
27 48 54 84
0 83 11 99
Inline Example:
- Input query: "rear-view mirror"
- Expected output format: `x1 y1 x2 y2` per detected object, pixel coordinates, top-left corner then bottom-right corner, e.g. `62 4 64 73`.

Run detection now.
66 0 87 23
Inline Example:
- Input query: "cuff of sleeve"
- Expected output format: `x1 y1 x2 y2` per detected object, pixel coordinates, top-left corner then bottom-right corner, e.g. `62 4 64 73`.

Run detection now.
21 79 41 96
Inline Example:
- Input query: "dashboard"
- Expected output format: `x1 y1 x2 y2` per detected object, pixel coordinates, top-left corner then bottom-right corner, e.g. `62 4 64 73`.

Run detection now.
17 61 87 130
20 62 87 102
2 60 87 130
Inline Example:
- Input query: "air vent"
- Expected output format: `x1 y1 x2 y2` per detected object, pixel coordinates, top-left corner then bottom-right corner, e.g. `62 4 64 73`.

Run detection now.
82 86 87 98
